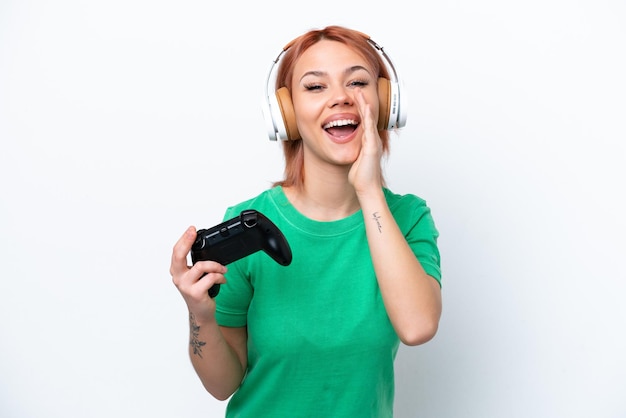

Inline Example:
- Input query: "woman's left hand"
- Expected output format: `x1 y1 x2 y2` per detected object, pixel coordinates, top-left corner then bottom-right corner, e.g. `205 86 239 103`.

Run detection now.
349 87 384 196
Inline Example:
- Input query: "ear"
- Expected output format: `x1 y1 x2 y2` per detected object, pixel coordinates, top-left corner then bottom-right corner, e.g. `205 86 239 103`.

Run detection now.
276 87 301 140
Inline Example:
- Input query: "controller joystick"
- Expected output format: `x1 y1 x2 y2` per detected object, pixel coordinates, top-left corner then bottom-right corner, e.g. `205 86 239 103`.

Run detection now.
190 210 292 297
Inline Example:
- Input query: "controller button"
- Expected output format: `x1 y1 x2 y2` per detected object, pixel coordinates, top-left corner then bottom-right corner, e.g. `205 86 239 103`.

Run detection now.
219 227 230 237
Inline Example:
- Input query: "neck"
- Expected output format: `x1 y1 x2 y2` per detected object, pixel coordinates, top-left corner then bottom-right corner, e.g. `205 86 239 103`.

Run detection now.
284 164 360 222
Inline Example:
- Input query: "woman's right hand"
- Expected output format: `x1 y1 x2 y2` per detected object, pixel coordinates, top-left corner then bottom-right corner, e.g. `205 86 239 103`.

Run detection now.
170 226 228 320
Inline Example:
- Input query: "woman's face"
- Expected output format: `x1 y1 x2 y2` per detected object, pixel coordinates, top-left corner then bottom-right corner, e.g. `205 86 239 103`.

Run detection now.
290 39 379 169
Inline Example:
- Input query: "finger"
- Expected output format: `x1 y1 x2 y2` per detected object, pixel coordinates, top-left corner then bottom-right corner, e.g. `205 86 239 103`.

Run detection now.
170 226 197 276
354 90 382 159
355 88 377 133
190 260 228 278
192 269 228 293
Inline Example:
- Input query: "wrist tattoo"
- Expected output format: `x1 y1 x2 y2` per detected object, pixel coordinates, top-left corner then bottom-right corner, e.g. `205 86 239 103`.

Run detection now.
372 212 383 233
189 313 206 358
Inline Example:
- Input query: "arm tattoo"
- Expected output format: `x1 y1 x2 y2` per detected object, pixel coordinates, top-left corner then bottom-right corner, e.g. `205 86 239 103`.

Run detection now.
372 212 383 233
189 313 206 358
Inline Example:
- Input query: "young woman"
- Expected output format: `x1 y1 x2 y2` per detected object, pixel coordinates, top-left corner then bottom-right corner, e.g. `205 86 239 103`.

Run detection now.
170 25 442 417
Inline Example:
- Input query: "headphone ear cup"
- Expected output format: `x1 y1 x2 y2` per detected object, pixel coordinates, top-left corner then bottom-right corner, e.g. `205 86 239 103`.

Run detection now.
275 87 301 140
377 77 391 131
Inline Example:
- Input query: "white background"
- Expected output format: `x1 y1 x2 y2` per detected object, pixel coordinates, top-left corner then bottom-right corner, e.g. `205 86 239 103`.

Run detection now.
1 1 625 417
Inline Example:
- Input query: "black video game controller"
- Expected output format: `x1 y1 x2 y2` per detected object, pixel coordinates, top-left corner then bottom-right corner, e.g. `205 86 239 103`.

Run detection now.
190 209 292 298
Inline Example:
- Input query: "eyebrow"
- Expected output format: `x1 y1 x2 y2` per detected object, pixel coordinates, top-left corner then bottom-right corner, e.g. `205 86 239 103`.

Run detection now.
299 65 372 82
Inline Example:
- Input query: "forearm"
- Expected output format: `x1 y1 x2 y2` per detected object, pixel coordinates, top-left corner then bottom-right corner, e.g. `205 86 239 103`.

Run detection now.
358 189 442 346
187 313 246 400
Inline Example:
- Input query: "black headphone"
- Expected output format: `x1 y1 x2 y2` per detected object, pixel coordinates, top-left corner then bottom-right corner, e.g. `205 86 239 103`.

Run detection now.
261 33 407 141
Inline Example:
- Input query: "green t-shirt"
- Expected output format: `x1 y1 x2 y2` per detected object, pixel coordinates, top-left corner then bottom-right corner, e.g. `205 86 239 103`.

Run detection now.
215 186 441 417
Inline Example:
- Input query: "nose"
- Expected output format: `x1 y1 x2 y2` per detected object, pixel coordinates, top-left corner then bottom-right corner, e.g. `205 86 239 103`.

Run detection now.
328 84 353 108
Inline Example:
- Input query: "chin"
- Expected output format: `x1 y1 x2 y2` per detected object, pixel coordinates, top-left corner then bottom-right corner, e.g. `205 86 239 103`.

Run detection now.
333 149 361 166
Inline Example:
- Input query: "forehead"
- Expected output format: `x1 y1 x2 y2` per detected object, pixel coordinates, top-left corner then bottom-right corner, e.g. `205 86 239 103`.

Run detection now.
293 39 372 77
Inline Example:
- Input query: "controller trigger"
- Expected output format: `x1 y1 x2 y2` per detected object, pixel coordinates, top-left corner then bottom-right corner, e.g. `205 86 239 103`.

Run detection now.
242 210 258 228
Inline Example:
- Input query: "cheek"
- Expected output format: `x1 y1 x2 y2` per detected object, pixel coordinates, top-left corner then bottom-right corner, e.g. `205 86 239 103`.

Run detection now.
292 92 317 116
292 95 322 132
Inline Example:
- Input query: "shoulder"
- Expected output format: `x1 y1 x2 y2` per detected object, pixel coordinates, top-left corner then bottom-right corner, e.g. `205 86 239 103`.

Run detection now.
383 188 430 215
383 188 438 234
223 187 283 219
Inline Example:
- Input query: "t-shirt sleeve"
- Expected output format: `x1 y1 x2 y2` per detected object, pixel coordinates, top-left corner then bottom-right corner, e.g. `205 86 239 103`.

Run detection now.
394 195 442 287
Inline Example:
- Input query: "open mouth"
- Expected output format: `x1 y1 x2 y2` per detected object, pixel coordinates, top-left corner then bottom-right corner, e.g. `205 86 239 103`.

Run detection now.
322 119 359 138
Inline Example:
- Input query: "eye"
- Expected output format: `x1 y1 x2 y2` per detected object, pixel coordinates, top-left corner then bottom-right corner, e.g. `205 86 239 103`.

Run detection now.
349 79 369 88
303 83 325 92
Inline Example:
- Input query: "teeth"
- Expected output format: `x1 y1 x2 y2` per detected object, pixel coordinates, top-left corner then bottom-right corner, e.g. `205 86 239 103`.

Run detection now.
322 119 358 129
